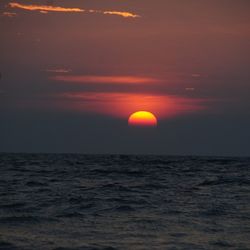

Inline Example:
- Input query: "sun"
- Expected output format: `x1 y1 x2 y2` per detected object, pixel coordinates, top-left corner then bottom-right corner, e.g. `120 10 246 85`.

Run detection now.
128 111 157 127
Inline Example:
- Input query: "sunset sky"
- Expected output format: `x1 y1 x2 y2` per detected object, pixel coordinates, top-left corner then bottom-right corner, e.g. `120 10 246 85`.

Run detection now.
1 0 250 156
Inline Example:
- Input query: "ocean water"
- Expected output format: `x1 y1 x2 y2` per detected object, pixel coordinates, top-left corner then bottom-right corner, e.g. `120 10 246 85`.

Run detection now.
0 153 249 250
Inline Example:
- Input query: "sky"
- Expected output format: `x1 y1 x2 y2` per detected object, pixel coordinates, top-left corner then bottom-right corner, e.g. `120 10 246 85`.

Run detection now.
0 0 250 156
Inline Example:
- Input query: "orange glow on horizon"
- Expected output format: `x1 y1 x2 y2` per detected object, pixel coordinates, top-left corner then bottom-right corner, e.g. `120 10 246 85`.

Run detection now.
59 92 206 119
128 111 157 127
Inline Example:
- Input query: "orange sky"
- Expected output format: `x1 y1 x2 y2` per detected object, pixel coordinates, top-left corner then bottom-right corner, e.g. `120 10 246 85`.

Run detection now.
0 0 250 154
1 0 249 120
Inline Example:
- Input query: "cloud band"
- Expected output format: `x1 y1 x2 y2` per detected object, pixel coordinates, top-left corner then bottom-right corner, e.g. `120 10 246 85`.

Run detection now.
9 2 140 18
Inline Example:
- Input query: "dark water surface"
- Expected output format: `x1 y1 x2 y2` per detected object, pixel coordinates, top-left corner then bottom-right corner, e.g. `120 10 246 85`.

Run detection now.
0 153 249 250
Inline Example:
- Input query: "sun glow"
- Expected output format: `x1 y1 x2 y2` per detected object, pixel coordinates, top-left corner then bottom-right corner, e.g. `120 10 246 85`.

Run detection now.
128 111 157 127
59 92 205 119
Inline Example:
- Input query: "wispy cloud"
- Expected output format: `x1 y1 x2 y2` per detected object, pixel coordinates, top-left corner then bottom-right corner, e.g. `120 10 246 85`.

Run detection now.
103 11 139 18
9 2 140 18
46 68 71 73
9 2 84 13
185 87 195 91
51 75 159 84
2 11 17 17
89 10 140 18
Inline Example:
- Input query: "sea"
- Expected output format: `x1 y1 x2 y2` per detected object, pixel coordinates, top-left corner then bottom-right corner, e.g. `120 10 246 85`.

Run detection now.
0 153 249 250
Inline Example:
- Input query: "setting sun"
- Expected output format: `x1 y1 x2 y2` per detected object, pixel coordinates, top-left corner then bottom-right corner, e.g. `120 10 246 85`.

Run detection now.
128 111 157 127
